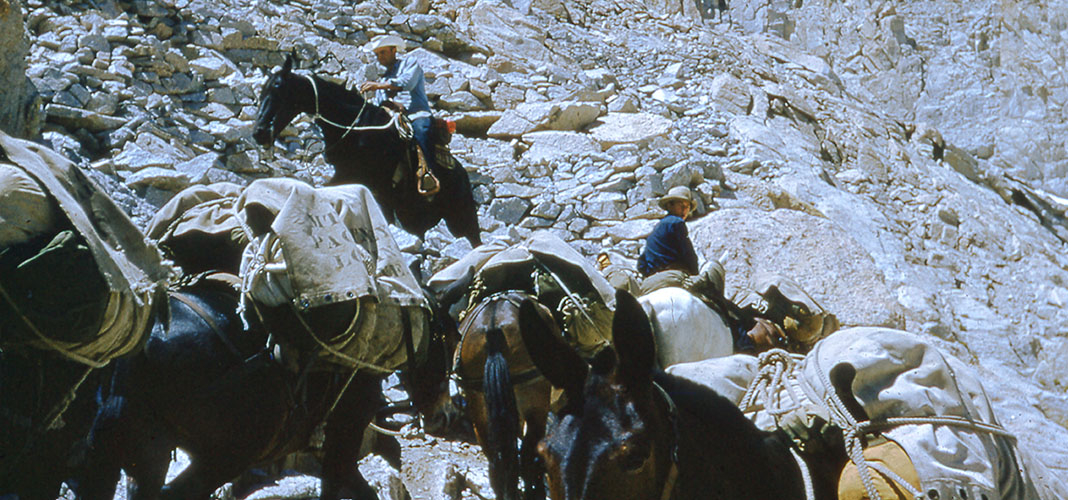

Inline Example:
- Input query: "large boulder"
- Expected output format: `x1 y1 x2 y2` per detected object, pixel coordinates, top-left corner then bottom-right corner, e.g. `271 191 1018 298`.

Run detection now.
690 207 904 329
587 112 672 149
0 0 40 138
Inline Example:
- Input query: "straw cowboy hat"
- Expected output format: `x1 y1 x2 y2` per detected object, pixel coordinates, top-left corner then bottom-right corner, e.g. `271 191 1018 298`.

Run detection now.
365 34 406 53
658 185 694 211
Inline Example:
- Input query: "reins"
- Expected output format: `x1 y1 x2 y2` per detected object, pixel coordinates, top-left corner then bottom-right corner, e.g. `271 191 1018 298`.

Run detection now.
301 74 401 152
652 381 680 500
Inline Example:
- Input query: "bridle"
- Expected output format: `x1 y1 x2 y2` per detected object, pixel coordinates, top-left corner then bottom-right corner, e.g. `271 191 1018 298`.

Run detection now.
652 381 680 500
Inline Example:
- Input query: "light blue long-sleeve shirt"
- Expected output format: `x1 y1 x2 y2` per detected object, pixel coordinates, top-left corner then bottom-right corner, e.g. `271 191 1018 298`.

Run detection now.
373 56 432 116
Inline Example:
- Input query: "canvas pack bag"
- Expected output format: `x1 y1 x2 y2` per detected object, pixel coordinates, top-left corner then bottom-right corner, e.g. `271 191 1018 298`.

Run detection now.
235 178 428 372
0 131 168 366
429 231 617 355
736 271 839 350
146 182 245 275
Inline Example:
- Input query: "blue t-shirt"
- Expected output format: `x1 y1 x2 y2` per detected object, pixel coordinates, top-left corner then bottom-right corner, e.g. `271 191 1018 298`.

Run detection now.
637 215 699 277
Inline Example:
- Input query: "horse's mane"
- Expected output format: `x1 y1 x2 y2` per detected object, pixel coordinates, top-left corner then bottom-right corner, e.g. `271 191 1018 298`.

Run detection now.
652 369 765 437
301 72 371 106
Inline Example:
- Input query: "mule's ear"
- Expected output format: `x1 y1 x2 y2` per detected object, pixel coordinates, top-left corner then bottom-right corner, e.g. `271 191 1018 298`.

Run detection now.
519 298 587 399
612 288 656 388
435 266 476 310
282 52 294 73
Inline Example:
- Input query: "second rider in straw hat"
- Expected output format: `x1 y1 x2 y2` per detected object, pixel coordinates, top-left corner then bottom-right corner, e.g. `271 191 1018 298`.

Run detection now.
359 34 443 195
637 185 700 278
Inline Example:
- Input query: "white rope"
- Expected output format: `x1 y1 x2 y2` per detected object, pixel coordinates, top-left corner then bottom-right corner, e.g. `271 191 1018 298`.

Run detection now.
738 349 806 421
302 74 401 133
789 447 816 500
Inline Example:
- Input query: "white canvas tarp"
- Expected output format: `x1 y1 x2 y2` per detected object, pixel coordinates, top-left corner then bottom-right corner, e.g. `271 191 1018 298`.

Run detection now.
234 178 428 371
667 327 1068 500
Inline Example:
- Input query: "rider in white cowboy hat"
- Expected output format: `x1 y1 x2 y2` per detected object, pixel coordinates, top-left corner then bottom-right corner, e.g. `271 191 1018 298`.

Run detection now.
637 185 699 277
359 34 442 195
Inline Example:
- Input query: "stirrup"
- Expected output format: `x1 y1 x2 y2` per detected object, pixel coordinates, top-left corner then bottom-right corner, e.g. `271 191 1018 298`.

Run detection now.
419 171 440 197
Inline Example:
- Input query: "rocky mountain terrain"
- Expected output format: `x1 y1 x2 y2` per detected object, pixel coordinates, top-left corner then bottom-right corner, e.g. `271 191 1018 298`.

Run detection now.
3 0 1068 496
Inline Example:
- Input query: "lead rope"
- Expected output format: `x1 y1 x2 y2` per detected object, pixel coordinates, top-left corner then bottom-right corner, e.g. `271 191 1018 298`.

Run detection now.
789 447 816 500
812 355 918 500
738 350 814 500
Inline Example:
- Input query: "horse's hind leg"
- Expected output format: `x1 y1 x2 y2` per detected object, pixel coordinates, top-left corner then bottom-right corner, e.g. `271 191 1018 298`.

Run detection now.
78 393 162 500
160 459 242 500
320 374 384 500
520 414 547 500
518 380 550 500
122 441 171 500
443 171 483 248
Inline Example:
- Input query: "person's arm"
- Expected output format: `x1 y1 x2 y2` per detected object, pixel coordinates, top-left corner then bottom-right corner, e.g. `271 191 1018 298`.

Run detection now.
673 219 699 275
637 251 650 277
360 81 400 92
385 58 423 92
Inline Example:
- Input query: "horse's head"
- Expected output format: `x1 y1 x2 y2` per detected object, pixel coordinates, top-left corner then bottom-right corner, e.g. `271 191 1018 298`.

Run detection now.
253 54 305 146
520 289 677 500
402 291 463 437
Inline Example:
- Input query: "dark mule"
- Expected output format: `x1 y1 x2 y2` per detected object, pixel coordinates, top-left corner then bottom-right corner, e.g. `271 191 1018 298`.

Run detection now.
0 234 134 499
77 280 398 500
449 290 559 500
251 55 482 247
519 289 853 500
0 351 114 499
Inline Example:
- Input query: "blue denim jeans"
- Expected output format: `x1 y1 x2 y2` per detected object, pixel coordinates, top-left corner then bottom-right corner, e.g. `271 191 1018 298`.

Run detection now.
411 117 441 176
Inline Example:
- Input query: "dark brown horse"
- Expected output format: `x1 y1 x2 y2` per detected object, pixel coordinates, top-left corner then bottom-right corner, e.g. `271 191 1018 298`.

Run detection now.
251 54 482 247
450 290 558 500
518 289 853 500
77 277 457 500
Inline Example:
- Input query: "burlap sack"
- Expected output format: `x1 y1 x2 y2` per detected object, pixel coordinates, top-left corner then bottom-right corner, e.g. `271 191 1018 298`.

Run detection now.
0 131 168 366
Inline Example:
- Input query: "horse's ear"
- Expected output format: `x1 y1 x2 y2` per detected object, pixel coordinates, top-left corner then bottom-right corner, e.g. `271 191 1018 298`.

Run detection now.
519 298 587 401
611 288 656 388
282 52 294 73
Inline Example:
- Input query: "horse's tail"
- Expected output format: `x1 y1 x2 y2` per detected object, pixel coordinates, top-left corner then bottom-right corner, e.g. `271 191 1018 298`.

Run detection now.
483 326 520 500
